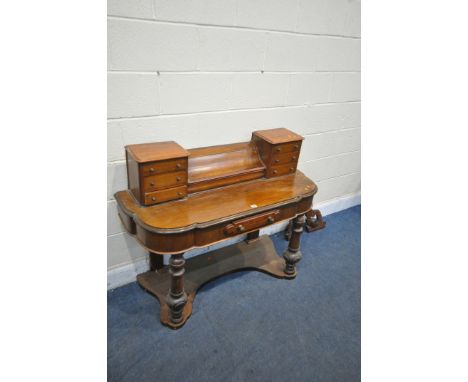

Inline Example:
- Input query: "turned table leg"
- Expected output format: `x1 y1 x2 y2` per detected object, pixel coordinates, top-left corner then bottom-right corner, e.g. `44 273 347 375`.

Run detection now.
166 253 188 324
283 214 306 276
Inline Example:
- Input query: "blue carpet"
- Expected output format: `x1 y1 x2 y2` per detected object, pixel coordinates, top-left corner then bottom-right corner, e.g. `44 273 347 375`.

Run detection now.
108 206 361 382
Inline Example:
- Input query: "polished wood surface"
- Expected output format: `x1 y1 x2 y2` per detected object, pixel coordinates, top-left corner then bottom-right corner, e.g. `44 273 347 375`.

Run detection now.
116 171 315 231
126 141 189 162
253 127 304 144
187 141 264 192
115 128 323 329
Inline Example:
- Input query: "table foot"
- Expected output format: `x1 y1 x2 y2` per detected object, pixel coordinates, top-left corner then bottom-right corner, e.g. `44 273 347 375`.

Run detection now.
305 209 326 232
284 209 325 240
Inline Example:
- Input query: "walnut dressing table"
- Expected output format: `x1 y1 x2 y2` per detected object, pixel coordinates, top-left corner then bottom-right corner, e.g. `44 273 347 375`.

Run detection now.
115 128 324 329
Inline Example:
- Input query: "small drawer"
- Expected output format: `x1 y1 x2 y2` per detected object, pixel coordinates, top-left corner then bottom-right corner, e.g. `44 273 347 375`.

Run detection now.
272 141 302 155
271 151 299 165
269 163 297 177
143 170 187 191
224 210 280 236
144 186 187 205
141 158 187 177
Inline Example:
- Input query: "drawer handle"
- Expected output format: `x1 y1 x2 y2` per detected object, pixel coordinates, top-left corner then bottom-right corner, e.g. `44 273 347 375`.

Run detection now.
292 156 297 160
237 225 246 233
274 159 279 163
178 192 183 196
176 163 182 169
276 147 281 152
151 197 156 201
150 168 155 173
267 216 275 224
290 167 294 171
176 176 181 182
150 182 155 187
294 144 299 149
273 170 278 174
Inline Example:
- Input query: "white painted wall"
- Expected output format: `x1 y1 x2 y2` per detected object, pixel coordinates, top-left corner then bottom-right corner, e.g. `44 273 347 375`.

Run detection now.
107 0 361 288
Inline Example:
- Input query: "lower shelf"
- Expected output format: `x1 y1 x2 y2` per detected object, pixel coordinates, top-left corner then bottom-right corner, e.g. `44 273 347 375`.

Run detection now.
137 234 295 329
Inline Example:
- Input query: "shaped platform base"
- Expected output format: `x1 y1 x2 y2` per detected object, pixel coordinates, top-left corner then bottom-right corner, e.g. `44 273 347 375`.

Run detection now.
137 235 295 329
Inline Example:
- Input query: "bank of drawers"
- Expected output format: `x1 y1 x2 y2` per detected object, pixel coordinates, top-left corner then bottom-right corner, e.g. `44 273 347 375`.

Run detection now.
141 158 188 205
267 141 301 178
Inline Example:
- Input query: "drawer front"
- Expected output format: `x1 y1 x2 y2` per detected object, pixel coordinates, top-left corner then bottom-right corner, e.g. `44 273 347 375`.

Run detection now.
143 170 187 191
269 163 297 177
144 186 187 205
272 141 302 155
224 210 280 236
271 151 299 166
141 158 187 177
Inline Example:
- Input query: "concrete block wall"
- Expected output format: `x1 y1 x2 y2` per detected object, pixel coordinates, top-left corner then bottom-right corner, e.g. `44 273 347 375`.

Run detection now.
107 0 361 287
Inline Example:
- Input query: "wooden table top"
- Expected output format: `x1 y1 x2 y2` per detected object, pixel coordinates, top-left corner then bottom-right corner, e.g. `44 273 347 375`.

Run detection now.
115 171 316 231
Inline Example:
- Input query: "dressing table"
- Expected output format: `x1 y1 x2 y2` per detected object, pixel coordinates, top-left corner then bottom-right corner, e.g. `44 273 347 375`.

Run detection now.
115 128 324 329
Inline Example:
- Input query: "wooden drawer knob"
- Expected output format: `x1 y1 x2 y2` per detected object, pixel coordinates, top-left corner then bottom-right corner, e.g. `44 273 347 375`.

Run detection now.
150 168 155 173
294 144 299 149
176 163 182 169
267 216 275 224
275 147 281 152
151 197 156 201
176 176 181 181
290 167 294 171
150 182 155 187
274 159 279 163
273 170 277 174
292 156 296 160
237 225 246 233
178 192 183 196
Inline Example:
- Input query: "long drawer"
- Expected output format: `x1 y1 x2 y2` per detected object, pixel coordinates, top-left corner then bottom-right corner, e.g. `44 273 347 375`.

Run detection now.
224 209 280 236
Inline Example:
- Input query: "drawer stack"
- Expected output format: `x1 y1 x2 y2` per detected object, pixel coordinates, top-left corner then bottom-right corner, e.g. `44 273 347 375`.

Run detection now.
125 141 189 206
252 128 304 178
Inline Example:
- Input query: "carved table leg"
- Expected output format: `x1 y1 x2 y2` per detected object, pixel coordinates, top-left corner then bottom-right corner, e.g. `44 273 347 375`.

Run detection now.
283 214 306 276
166 253 188 324
305 209 326 232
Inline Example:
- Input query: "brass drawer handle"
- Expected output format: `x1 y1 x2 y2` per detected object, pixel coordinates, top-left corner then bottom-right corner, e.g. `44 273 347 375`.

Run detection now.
237 225 246 233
